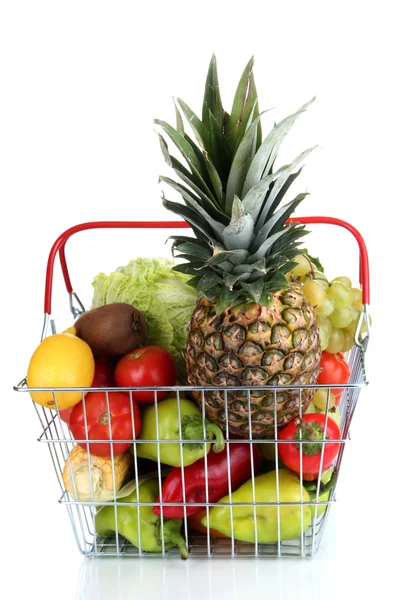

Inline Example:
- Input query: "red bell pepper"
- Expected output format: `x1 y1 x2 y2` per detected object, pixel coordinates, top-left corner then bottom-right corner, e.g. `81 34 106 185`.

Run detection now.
153 442 263 518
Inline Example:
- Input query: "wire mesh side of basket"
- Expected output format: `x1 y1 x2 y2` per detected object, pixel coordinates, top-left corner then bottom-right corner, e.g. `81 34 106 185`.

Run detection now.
14 343 367 559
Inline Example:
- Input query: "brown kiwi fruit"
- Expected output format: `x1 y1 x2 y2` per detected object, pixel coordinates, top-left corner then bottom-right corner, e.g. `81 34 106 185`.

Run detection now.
74 303 147 358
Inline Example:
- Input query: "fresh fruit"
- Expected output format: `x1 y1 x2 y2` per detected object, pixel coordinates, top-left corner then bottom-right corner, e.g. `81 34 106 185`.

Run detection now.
332 276 352 288
114 345 177 403
325 328 344 354
312 389 336 411
326 281 353 309
316 297 335 319
306 402 341 427
302 280 327 308
329 307 354 328
62 326 76 335
278 414 341 480
291 254 311 277
27 333 95 409
74 303 147 358
351 288 363 310
69 390 141 457
156 55 320 438
59 358 115 423
317 316 332 351
317 351 350 402
91 358 115 387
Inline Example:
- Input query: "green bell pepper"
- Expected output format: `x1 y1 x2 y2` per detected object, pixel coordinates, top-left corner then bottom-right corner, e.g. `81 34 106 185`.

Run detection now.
135 397 225 467
201 469 312 543
95 477 189 559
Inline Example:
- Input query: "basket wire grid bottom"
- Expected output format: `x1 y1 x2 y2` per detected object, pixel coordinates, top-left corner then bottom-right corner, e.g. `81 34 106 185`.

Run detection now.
69 507 329 559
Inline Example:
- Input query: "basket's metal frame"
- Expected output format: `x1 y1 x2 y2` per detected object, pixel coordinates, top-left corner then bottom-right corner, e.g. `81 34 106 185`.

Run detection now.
14 344 367 559
15 218 370 559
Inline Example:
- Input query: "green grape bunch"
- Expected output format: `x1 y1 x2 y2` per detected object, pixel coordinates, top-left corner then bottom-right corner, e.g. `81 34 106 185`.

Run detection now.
287 254 370 354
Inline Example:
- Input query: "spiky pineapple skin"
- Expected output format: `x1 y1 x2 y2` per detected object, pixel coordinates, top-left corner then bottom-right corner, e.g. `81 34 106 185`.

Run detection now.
185 283 321 438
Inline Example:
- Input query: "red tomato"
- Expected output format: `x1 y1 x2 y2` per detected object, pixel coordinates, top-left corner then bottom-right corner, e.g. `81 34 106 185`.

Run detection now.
278 413 341 480
59 359 115 424
59 405 75 424
114 345 177 404
69 391 141 457
91 358 115 387
317 351 350 404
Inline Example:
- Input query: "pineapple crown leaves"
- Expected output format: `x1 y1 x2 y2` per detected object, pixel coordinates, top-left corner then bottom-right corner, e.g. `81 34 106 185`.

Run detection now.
155 54 316 312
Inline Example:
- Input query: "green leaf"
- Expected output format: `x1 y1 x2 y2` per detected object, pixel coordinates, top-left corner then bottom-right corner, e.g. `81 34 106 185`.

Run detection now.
222 196 255 250
247 228 290 263
225 114 264 212
170 168 226 216
185 276 201 288
233 258 266 274
203 153 224 206
174 242 212 261
216 288 243 314
174 99 184 135
198 270 224 293
264 272 290 293
172 262 204 275
177 98 206 148
242 171 282 221
155 119 205 175
240 278 264 303
303 249 325 272
207 109 232 185
157 134 173 167
162 197 219 245
254 147 316 231
202 54 224 130
204 249 235 267
242 97 316 195
159 175 228 223
224 271 251 290
269 193 309 237
264 169 303 222
226 56 260 154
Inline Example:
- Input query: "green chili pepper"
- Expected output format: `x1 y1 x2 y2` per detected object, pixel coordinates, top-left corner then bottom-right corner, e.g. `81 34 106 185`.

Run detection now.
95 477 189 559
201 469 312 543
135 397 225 467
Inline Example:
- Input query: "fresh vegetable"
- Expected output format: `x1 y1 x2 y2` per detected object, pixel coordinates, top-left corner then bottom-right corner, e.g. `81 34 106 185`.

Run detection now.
277 413 341 480
114 345 177 403
317 351 350 402
69 391 141 457
188 509 229 538
202 469 312 543
62 444 133 501
95 476 189 559
91 358 116 387
136 397 225 467
153 442 263 518
91 257 197 378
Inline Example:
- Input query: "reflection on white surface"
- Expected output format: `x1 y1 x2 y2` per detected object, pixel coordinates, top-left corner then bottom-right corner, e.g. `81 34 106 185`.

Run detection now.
75 512 338 600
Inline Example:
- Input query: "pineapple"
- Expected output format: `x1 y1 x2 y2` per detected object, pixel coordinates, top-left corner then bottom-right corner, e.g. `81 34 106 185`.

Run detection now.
155 55 321 438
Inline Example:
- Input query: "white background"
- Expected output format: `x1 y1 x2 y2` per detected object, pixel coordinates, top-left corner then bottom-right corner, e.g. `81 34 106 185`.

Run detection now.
1 1 398 598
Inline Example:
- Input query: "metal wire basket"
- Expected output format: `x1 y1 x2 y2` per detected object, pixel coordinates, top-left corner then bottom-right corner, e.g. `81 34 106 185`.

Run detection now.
14 217 370 559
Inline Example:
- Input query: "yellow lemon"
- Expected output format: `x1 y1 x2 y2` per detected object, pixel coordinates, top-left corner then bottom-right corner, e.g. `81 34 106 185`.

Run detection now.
62 326 76 335
27 333 95 409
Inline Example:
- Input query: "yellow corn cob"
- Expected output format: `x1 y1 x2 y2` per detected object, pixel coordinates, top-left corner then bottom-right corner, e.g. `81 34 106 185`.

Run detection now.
62 444 133 501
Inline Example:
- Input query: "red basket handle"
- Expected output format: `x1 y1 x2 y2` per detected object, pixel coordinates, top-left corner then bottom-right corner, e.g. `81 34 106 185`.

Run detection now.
44 217 370 315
